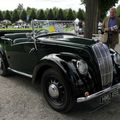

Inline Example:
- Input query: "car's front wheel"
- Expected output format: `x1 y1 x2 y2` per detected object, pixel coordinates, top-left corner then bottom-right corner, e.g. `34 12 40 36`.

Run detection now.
0 54 8 76
41 68 75 112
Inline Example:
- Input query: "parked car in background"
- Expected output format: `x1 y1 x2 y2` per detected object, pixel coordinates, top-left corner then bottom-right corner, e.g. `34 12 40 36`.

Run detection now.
0 20 120 112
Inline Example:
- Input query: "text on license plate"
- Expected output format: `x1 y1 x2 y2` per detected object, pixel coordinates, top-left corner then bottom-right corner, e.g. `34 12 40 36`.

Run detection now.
100 88 119 104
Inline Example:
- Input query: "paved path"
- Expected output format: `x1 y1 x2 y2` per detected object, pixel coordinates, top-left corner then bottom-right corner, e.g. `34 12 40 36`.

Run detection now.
0 75 120 120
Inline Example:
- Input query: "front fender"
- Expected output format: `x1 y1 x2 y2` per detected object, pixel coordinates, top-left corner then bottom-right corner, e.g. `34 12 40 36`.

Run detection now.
32 53 84 97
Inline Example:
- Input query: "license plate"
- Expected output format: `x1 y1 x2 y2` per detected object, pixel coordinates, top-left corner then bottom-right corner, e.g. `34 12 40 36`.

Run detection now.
101 93 111 104
100 88 119 104
111 88 119 97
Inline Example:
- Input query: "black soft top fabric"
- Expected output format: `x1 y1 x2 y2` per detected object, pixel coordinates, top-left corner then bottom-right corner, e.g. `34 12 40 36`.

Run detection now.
4 33 27 40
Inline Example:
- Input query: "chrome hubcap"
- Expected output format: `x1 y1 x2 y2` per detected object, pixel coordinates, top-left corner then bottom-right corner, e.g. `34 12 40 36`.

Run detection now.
48 84 59 98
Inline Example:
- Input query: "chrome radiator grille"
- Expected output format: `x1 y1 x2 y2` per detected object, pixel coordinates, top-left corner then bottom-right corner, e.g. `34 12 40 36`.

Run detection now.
92 43 113 88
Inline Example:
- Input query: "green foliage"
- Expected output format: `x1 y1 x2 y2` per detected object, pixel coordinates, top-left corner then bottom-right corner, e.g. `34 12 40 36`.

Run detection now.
29 9 37 20
62 10 67 20
26 7 37 16
0 7 85 22
37 9 46 20
67 9 75 20
77 8 85 20
100 0 119 19
26 7 32 16
57 9 64 20
20 10 27 21
73 10 77 18
47 9 54 20
53 7 59 19
11 9 19 22
81 0 119 19
4 10 11 21
117 5 120 17
0 11 3 21
17 3 24 11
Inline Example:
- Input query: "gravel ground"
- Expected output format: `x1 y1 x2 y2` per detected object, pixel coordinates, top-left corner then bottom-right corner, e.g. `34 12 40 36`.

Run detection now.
0 40 120 120
0 75 120 120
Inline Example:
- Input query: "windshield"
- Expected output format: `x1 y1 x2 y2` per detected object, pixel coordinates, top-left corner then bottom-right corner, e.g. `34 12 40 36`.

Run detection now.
31 20 75 36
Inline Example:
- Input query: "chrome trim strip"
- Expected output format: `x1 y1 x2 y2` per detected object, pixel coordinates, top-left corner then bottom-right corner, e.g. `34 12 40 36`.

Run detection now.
77 82 120 103
8 67 32 78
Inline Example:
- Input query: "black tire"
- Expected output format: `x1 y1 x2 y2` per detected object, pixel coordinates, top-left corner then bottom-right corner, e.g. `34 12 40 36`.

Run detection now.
0 53 8 76
41 68 75 113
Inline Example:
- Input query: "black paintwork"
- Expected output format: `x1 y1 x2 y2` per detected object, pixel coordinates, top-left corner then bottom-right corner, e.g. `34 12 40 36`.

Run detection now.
0 31 119 98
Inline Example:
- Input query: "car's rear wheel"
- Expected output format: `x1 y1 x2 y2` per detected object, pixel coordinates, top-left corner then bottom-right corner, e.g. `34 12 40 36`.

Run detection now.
41 68 75 112
0 54 8 76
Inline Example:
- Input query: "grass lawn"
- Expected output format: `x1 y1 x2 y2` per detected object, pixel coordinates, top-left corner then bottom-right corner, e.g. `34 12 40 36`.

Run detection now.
0 28 32 31
64 26 74 32
0 26 74 32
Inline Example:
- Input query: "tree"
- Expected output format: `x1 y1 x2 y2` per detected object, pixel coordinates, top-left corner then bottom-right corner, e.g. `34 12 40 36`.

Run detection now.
0 11 3 21
67 9 75 20
100 0 119 19
53 7 59 20
29 9 37 20
57 9 64 20
73 10 77 19
17 3 24 11
37 9 46 20
11 9 19 22
26 7 32 16
117 5 120 17
81 0 119 38
20 9 27 21
16 3 24 16
63 10 68 20
47 9 54 20
84 0 99 38
4 10 11 21
77 9 85 21
81 0 118 19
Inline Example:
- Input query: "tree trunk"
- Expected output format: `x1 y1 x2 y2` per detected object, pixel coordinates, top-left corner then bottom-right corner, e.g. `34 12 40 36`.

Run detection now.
84 0 99 38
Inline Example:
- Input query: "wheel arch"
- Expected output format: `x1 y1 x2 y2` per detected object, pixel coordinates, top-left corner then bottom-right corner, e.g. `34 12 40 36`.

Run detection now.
32 53 82 95
32 57 70 84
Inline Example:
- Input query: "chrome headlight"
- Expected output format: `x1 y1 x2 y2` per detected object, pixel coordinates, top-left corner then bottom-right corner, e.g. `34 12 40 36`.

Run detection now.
76 60 88 75
114 53 120 65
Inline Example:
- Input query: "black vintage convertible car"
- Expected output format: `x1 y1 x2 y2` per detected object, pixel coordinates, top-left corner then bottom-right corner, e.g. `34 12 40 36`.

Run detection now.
0 20 120 112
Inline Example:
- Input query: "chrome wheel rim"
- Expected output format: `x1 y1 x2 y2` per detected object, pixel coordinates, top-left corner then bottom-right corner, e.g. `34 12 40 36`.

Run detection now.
48 84 59 98
46 78 65 105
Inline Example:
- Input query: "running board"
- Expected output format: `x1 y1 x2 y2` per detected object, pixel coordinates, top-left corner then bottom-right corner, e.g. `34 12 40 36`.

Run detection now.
8 67 32 78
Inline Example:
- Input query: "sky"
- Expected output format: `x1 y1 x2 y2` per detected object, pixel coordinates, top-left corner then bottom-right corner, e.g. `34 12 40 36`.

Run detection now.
0 0 84 11
0 0 120 11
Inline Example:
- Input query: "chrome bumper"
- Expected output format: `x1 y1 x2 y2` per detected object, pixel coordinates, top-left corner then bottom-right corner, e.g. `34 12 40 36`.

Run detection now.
77 82 120 103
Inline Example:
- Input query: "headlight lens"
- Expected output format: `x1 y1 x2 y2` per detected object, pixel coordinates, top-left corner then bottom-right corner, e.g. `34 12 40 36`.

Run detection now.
114 53 120 65
76 60 88 75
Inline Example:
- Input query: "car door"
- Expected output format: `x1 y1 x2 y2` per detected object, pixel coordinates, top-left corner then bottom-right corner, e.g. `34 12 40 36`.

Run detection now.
5 38 38 75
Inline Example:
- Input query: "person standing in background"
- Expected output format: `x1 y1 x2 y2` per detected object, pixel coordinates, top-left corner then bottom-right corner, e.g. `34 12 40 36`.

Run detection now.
102 7 120 49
